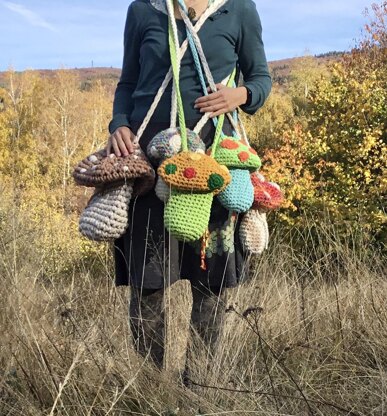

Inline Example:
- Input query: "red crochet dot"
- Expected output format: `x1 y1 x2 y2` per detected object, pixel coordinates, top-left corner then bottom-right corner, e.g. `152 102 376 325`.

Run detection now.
183 167 197 179
220 139 240 150
249 147 258 155
238 151 250 162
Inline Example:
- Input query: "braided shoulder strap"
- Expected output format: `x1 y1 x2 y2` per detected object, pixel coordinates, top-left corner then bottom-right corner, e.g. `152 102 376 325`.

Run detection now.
177 1 242 138
133 0 229 144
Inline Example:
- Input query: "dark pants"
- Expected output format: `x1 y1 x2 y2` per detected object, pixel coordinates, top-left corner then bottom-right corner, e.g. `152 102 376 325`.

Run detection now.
129 281 228 377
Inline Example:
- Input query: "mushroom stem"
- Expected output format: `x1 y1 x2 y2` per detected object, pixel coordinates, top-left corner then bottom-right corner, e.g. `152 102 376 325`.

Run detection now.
155 177 171 203
239 209 269 254
79 180 134 241
164 191 214 241
218 169 254 213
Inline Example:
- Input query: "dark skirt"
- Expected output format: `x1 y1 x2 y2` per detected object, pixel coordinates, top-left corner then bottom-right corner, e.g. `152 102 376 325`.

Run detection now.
113 117 250 290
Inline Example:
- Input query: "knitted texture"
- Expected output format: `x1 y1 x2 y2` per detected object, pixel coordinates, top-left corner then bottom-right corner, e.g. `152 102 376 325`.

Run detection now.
239 209 269 255
155 177 171 203
147 127 205 165
251 171 283 210
164 191 213 241
217 169 254 213
73 147 155 195
79 182 133 241
209 137 261 170
158 152 230 195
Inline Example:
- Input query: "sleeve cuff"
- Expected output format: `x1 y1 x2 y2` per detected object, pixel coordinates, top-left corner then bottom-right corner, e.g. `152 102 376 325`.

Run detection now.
108 114 131 135
239 81 264 115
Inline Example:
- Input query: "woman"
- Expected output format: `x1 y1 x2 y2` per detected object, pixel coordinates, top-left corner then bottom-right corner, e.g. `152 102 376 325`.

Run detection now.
106 0 272 373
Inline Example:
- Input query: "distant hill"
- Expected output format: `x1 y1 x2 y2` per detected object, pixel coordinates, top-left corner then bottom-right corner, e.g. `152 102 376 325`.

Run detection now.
268 53 344 85
0 53 345 89
0 67 121 89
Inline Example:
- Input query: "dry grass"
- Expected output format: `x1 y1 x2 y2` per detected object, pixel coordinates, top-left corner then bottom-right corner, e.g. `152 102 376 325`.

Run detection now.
0 197 386 416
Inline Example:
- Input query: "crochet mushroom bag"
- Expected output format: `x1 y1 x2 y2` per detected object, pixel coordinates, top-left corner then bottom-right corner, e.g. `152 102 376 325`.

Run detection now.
158 4 231 241
239 171 284 254
210 138 261 213
146 127 206 202
73 146 155 241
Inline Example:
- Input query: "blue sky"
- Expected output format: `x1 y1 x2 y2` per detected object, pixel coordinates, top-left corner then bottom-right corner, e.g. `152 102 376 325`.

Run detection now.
0 0 373 71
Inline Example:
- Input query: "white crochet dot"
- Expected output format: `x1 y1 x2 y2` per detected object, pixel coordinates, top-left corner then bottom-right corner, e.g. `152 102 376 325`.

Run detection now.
150 146 159 158
169 134 182 152
269 182 281 191
256 172 265 182
109 154 115 159
89 155 98 163
92 165 97 171
123 166 129 172
196 149 205 154
80 168 87 173
133 155 139 160
263 191 271 199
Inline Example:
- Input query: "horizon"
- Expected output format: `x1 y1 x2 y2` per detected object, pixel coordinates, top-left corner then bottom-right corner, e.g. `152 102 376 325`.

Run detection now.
0 0 374 71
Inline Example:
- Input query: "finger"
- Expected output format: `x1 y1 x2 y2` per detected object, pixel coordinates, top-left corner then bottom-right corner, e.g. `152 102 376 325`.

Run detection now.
195 91 222 104
106 138 112 155
200 103 224 114
198 99 224 111
111 137 121 157
130 130 137 144
210 107 229 118
120 129 134 154
115 133 129 156
195 96 224 109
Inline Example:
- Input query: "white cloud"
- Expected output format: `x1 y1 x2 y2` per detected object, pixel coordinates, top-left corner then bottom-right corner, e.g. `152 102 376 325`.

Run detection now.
1 1 57 32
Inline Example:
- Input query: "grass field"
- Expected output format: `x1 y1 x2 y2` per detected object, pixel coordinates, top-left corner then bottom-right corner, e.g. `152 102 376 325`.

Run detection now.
1 201 385 416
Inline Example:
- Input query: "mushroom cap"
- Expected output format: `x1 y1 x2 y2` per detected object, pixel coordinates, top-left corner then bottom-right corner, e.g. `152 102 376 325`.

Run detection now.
147 127 206 165
251 172 283 210
209 137 261 170
158 152 231 195
73 147 155 195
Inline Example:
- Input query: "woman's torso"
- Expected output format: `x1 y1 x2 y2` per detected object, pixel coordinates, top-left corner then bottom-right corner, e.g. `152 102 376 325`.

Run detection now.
129 0 241 123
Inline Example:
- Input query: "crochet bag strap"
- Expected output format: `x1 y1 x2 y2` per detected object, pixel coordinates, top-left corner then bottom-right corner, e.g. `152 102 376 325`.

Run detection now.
210 66 237 156
176 0 242 138
168 0 235 158
166 0 189 150
133 0 229 145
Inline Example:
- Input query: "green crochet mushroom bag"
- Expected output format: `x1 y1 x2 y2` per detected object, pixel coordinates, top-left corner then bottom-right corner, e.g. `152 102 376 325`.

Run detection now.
160 4 232 241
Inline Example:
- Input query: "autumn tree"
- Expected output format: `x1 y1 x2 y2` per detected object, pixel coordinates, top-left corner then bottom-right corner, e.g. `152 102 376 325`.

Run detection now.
260 1 386 241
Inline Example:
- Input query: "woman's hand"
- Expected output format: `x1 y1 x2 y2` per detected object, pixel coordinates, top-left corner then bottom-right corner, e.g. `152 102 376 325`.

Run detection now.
194 84 248 118
106 126 137 157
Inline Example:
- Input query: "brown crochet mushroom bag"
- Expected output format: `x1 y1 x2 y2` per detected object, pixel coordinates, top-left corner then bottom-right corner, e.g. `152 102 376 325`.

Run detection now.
72 147 155 196
73 146 155 242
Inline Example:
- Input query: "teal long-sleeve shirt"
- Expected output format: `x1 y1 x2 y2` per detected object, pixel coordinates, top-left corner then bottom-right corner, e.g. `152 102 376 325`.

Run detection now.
109 0 272 134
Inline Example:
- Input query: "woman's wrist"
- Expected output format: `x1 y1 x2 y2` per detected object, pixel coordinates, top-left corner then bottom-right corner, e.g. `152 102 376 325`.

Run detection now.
237 86 249 106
